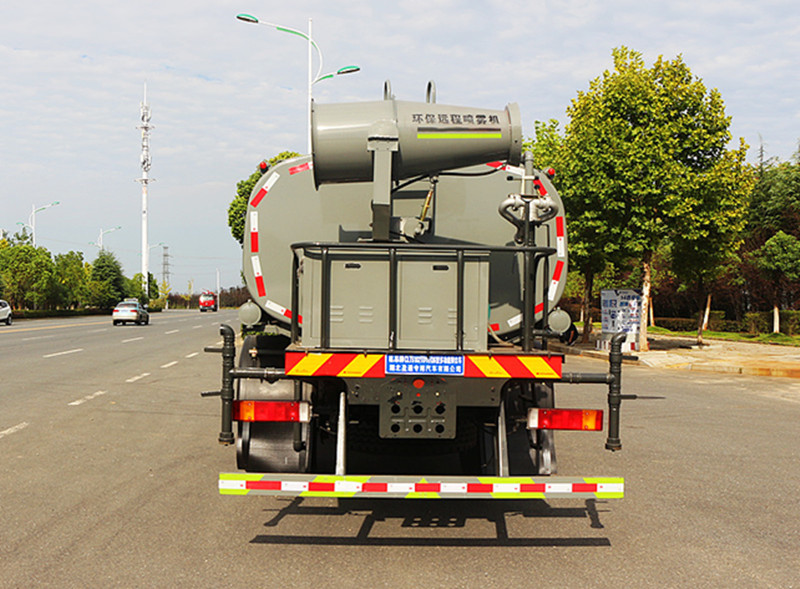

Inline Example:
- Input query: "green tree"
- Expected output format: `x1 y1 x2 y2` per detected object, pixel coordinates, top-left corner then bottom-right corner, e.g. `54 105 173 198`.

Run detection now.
53 251 90 309
560 47 751 349
522 119 564 170
228 151 301 244
751 231 800 333
0 244 56 309
128 272 159 305
90 250 127 309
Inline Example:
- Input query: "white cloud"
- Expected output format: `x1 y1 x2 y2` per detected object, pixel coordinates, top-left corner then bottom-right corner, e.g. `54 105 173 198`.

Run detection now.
1 0 798 288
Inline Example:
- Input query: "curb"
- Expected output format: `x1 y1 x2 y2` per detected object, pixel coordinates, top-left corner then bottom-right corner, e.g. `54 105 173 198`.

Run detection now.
548 342 800 379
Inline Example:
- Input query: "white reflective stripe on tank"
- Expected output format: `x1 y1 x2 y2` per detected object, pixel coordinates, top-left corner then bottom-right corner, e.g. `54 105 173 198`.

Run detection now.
556 216 566 258
264 298 290 319
289 161 313 175
251 256 266 297
548 260 565 301
249 211 259 253
250 172 280 208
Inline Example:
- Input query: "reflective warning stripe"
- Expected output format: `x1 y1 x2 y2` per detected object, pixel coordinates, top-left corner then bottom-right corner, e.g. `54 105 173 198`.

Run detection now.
264 299 301 324
219 473 624 499
249 211 259 253
555 216 566 258
507 303 544 328
289 161 313 175
465 355 561 379
286 352 385 378
250 172 280 208
548 260 565 301
285 352 561 379
251 256 265 297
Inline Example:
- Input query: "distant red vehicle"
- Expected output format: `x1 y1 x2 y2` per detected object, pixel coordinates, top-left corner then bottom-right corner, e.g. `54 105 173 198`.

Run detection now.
199 291 218 312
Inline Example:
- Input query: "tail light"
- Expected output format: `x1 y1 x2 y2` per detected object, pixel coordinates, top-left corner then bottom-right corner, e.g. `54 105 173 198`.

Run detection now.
233 400 311 423
527 408 603 431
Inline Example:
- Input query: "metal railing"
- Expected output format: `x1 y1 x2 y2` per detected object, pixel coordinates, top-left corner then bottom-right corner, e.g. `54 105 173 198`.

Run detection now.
290 241 556 352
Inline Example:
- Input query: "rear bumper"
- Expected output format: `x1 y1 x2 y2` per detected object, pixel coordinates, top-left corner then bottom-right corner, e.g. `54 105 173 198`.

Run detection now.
219 473 624 499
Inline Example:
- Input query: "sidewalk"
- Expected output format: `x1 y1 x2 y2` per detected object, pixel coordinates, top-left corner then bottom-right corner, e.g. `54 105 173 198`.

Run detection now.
550 333 800 379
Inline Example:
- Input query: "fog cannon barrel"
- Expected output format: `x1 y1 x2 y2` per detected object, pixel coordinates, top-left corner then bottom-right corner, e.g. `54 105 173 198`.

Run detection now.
311 98 522 186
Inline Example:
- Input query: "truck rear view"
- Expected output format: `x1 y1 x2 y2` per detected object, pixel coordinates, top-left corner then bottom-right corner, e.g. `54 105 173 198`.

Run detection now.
206 82 630 500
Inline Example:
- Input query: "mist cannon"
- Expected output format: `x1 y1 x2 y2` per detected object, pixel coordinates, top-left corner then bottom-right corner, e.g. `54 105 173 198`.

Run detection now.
310 97 522 186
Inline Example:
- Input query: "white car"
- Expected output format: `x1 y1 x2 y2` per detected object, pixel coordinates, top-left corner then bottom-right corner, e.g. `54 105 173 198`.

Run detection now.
0 299 11 325
112 299 150 326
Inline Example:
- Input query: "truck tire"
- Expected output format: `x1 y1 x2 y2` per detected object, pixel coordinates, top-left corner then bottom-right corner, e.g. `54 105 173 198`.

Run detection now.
235 335 311 473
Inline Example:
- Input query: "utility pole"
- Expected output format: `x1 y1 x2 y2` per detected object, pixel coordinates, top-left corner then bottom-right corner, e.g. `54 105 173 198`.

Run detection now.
136 83 154 298
161 245 171 286
161 245 171 310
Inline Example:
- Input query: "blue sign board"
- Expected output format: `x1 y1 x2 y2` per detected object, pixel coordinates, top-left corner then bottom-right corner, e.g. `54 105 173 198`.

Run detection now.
385 355 465 376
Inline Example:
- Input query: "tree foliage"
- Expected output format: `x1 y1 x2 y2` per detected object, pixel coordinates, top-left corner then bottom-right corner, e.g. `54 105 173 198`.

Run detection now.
558 47 753 347
0 244 55 309
228 151 301 244
89 250 127 309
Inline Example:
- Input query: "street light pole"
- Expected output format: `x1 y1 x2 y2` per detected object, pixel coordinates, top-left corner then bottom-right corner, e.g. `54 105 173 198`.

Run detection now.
91 225 122 250
236 14 360 153
17 201 60 247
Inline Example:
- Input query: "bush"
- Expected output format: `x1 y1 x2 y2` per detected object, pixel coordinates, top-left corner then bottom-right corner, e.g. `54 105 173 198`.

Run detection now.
654 317 697 331
743 312 769 334
780 311 800 335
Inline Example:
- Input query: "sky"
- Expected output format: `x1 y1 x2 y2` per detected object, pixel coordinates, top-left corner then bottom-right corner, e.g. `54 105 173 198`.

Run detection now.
2 0 798 291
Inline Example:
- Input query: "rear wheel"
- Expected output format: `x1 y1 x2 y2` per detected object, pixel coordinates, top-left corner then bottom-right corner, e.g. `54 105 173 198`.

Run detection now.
235 335 312 473
503 381 557 475
530 382 557 475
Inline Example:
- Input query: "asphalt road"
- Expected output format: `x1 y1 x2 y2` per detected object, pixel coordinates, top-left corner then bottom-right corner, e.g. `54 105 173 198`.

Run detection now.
1 312 799 587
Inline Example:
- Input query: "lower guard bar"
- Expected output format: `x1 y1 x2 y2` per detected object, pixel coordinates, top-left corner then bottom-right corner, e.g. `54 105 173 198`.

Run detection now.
219 473 624 499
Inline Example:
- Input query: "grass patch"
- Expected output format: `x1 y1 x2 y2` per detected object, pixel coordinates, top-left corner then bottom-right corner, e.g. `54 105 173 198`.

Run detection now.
575 322 800 347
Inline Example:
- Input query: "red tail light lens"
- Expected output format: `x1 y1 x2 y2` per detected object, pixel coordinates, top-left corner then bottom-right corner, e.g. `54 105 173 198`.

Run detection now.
527 408 603 431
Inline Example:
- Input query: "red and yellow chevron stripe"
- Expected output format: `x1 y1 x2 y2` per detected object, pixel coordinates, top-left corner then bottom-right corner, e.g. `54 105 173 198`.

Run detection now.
465 354 561 378
284 351 562 379
286 352 386 378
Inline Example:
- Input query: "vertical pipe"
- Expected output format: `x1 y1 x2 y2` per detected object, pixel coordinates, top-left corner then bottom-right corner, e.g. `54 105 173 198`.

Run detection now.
307 18 313 154
456 249 465 351
389 247 397 350
605 331 626 451
218 324 236 445
291 251 300 344
522 151 535 352
321 247 330 348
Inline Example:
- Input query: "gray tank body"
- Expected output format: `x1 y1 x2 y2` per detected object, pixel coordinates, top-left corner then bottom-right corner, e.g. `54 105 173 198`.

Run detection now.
242 155 568 340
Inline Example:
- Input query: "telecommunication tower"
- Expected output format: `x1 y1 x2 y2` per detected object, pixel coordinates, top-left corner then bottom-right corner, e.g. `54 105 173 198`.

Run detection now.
136 83 154 297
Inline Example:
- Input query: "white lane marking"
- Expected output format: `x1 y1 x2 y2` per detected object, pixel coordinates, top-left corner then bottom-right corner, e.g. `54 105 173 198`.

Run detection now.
192 325 203 329
122 337 144 343
0 422 30 440
126 373 151 383
161 361 178 368
68 390 107 406
165 330 179 335
43 348 84 358
185 352 199 358
23 335 56 342
89 329 109 333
